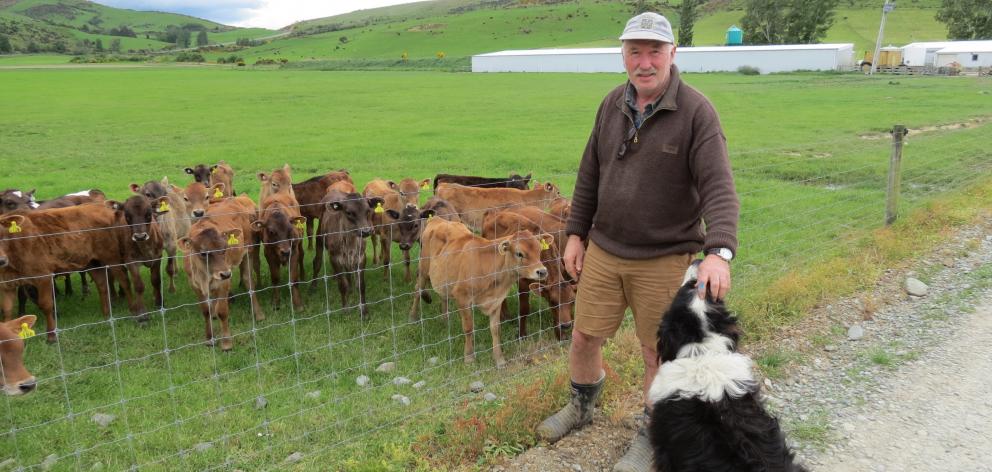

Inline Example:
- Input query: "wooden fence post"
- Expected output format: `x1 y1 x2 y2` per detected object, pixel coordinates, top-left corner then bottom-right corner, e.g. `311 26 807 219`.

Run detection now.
885 124 908 225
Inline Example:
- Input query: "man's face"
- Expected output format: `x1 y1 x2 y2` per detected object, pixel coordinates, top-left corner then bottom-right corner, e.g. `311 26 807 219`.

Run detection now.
622 40 676 98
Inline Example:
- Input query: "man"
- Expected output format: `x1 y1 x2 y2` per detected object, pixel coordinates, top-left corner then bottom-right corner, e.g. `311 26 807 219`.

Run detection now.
536 11 739 472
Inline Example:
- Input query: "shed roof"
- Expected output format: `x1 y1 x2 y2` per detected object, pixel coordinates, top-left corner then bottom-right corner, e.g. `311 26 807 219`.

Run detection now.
936 41 992 54
474 43 854 58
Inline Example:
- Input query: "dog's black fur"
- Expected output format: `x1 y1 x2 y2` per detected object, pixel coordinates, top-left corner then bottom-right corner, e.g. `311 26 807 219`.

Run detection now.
648 262 808 472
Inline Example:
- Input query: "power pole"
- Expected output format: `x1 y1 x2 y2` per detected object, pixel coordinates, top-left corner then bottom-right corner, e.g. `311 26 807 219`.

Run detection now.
870 0 895 75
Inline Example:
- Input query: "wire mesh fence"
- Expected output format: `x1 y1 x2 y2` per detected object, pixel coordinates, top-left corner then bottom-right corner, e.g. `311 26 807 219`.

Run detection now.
0 121 990 470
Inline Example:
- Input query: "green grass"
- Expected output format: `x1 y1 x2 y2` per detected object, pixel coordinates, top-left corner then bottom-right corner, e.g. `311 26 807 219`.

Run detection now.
0 68 990 469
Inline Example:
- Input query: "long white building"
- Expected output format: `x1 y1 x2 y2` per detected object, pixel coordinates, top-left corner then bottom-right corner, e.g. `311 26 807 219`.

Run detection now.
472 44 855 74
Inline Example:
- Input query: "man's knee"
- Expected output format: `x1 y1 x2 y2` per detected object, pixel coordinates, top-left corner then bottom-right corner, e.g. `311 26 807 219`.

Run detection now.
572 328 605 353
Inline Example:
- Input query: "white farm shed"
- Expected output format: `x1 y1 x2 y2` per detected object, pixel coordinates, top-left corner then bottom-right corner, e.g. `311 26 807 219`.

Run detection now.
902 41 992 67
934 41 992 69
472 44 854 74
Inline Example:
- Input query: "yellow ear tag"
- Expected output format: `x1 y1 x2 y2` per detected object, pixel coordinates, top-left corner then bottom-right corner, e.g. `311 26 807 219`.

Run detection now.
158 201 170 212
213 189 224 199
428 214 433 220
421 182 429 190
7 221 22 234
227 234 239 246
19 323 35 339
295 221 306 231
374 202 384 214
211 167 217 174
540 239 550 251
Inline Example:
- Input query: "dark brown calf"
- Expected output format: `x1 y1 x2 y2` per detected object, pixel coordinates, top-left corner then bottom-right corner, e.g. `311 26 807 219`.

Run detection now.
253 193 306 310
110 196 170 320
130 177 191 293
1 315 37 396
184 161 235 197
0 205 136 343
292 170 352 250
311 189 382 319
432 172 531 192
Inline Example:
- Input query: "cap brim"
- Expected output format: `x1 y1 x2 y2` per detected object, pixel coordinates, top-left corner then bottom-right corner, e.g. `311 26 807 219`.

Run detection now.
619 32 673 43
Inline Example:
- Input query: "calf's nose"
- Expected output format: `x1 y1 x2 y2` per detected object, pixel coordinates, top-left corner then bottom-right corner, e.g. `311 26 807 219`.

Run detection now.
359 228 372 238
399 243 411 251
192 209 205 218
535 268 548 280
19 380 36 394
132 232 149 242
217 271 232 280
0 256 8 267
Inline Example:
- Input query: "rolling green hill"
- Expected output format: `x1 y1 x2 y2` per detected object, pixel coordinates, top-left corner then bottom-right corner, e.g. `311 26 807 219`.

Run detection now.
0 0 275 55
224 0 950 65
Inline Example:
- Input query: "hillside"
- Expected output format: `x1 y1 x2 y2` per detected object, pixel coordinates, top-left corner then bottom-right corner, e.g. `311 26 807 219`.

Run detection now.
0 0 274 54
221 0 950 65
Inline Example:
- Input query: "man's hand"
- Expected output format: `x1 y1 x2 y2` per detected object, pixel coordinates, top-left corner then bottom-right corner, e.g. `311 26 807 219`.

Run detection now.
563 235 585 281
696 254 731 300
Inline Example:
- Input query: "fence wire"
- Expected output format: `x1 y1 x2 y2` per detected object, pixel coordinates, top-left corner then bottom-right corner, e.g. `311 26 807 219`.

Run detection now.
0 122 989 470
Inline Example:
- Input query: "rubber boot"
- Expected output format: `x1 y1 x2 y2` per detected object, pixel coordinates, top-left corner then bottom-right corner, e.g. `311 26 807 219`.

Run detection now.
536 372 604 443
613 427 653 472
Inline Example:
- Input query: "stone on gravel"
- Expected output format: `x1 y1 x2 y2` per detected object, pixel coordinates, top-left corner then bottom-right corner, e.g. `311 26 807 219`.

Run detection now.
906 278 929 297
91 413 116 428
376 362 396 373
469 381 485 393
413 380 426 389
824 344 838 352
393 376 412 386
356 375 370 387
284 452 304 464
255 396 268 410
848 324 865 341
484 392 498 402
391 394 411 406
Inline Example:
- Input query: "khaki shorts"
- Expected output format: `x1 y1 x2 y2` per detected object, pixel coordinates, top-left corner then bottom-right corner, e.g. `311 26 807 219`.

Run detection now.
574 241 693 348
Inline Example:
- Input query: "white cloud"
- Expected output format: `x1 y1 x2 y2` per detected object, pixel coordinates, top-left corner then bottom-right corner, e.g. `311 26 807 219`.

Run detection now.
93 1 420 30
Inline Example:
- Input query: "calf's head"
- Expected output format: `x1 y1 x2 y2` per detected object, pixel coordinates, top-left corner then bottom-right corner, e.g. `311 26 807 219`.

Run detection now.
0 189 34 214
252 210 305 263
179 227 243 281
108 196 169 243
1 315 38 396
183 182 225 219
325 192 382 238
499 230 552 281
384 203 422 250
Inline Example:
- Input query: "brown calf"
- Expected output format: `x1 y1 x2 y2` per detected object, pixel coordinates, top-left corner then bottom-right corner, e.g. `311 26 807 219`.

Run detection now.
0 205 137 343
435 181 561 233
420 197 461 222
109 196 170 320
0 315 37 396
178 196 264 351
312 189 381 319
253 193 306 310
410 218 549 368
184 161 235 197
292 170 352 250
482 209 574 340
432 172 531 192
130 177 191 293
182 182 227 220
257 163 297 204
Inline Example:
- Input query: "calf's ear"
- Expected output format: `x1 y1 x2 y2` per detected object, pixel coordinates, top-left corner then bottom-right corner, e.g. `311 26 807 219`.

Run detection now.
105 200 123 212
0 215 27 234
177 237 193 252
153 197 171 215
7 315 37 334
419 209 436 220
129 183 141 193
184 167 194 175
387 180 398 190
257 172 269 182
250 220 265 232
497 240 510 255
528 282 545 294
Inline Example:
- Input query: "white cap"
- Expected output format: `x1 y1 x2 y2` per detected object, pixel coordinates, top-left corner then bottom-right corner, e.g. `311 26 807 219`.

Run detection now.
619 12 675 43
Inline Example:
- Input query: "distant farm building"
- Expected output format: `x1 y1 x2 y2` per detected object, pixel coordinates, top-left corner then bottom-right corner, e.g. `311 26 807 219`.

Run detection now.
903 40 992 68
471 44 855 74
934 41 992 69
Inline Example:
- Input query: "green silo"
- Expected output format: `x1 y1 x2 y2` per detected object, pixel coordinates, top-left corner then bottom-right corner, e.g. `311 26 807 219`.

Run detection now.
726 25 743 46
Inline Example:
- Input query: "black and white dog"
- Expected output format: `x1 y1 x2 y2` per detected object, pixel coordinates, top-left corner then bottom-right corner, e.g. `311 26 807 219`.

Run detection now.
647 261 808 472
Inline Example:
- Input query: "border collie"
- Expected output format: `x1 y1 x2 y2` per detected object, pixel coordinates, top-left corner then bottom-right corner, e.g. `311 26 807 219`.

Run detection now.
647 261 808 472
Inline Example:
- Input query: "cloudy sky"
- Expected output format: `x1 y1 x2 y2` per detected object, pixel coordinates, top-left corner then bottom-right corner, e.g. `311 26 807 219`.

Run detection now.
93 1 421 30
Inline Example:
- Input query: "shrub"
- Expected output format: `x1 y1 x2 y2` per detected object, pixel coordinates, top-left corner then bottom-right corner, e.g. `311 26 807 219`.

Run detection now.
737 65 761 75
175 52 205 62
436 51 446 59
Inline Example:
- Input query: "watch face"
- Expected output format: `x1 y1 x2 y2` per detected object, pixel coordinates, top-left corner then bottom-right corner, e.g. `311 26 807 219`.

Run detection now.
718 248 733 261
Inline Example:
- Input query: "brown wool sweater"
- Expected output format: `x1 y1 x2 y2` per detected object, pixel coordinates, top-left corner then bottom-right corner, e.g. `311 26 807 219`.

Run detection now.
566 65 739 260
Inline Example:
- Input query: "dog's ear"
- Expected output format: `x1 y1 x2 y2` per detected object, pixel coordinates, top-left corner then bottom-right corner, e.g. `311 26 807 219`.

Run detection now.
711 310 742 350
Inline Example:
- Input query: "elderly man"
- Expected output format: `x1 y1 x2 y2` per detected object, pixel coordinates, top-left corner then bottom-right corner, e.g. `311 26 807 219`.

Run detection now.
536 11 739 471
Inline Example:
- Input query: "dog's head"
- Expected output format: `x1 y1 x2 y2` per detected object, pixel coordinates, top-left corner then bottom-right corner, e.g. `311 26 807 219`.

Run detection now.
657 260 741 364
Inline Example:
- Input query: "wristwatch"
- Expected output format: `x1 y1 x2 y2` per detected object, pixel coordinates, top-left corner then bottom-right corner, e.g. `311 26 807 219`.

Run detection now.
707 248 734 262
